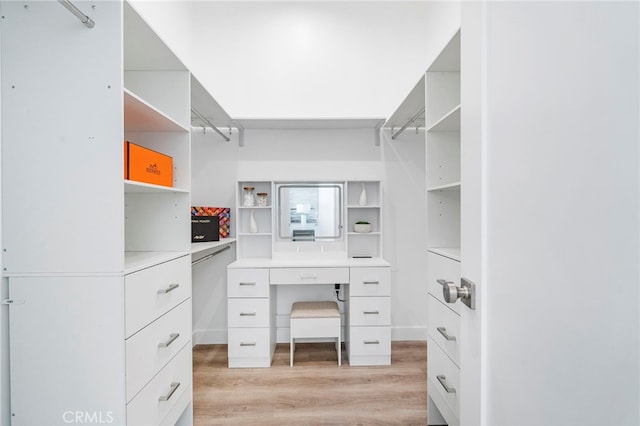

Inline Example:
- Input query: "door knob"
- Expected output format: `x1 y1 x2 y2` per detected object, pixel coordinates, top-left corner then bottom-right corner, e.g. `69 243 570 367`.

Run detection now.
441 277 476 310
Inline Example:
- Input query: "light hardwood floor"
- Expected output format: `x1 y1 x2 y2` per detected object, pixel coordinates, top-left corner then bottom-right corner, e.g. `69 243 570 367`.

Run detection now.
193 341 427 425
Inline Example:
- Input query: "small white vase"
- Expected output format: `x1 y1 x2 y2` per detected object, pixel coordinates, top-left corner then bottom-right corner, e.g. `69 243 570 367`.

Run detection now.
358 183 367 206
249 209 258 233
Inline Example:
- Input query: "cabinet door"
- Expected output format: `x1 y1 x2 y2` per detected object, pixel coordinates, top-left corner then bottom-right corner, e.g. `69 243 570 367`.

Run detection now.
8 277 126 425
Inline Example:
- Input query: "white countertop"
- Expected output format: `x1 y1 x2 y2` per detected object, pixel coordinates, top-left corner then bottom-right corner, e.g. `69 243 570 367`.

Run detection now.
228 256 389 268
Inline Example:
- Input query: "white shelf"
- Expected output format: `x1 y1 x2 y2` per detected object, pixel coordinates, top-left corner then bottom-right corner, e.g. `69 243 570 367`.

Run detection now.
238 206 272 209
191 239 236 255
238 233 273 237
125 251 189 274
347 205 381 209
428 182 461 192
124 180 189 194
427 247 461 262
348 232 381 236
426 105 461 132
124 89 190 133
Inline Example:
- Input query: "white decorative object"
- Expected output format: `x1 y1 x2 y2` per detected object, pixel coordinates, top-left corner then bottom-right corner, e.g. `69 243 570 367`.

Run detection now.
358 183 367 206
249 210 258 233
354 222 372 233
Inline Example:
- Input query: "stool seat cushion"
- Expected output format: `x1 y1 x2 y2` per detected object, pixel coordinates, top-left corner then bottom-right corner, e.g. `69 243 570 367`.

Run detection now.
290 301 340 319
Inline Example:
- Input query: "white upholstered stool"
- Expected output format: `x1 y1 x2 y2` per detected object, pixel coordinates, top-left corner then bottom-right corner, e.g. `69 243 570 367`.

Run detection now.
290 301 341 367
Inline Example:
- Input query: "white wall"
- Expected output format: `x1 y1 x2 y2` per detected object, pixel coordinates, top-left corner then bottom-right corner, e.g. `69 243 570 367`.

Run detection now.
131 0 461 119
190 125 428 342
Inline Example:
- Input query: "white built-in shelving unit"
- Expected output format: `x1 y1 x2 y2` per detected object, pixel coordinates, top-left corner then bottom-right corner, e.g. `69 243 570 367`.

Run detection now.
384 27 461 426
234 180 383 260
346 181 383 258
425 29 462 426
1 1 234 424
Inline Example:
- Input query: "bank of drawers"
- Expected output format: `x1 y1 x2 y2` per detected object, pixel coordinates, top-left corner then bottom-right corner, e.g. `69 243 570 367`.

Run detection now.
227 265 392 367
427 252 460 425
227 268 275 368
124 255 192 424
349 267 391 366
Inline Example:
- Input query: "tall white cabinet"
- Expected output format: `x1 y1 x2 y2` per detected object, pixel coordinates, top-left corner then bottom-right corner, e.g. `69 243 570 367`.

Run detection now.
0 1 231 424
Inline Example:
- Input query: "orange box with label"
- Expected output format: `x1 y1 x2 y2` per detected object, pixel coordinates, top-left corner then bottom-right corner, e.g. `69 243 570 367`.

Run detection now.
124 141 173 187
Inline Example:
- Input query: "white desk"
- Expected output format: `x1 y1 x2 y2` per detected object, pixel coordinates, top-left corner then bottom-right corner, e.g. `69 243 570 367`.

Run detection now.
226 257 391 368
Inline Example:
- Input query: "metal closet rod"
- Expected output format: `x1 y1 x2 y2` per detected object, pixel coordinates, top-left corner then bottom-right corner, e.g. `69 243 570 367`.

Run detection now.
191 108 231 142
58 0 95 28
191 245 231 266
391 106 426 140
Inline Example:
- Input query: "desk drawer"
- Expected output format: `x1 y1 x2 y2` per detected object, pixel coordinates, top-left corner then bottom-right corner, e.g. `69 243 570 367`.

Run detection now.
228 298 270 328
228 328 271 359
125 256 191 337
269 267 349 285
349 267 391 297
427 252 461 315
349 326 391 356
125 299 191 402
428 295 460 367
228 268 270 298
349 297 390 326
127 343 191 426
428 336 460 419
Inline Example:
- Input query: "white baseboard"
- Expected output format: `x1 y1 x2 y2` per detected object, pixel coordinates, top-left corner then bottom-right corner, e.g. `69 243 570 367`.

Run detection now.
193 328 227 345
392 326 428 341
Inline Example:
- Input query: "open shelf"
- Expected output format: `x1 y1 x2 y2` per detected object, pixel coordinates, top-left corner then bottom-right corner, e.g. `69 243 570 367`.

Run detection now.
124 180 189 194
428 182 461 192
427 247 461 262
124 89 190 133
427 105 461 132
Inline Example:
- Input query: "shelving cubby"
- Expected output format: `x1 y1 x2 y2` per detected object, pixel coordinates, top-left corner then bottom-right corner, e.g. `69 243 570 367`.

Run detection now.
346 180 382 258
236 181 274 258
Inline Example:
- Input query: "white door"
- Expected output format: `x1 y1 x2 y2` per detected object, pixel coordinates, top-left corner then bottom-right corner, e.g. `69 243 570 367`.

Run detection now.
460 1 639 425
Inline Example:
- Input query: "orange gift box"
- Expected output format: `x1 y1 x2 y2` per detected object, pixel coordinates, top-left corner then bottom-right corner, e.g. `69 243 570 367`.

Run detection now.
124 141 173 187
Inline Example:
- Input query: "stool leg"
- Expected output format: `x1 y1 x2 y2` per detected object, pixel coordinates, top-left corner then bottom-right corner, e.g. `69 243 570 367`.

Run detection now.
290 336 294 367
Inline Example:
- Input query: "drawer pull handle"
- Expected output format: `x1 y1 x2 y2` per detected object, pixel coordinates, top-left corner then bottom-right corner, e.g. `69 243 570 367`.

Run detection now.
300 273 317 279
437 327 457 341
158 382 181 402
437 279 454 287
240 342 256 347
363 281 379 285
436 375 456 394
240 312 257 316
363 340 380 345
157 283 179 294
158 333 180 348
239 282 256 286
363 310 380 315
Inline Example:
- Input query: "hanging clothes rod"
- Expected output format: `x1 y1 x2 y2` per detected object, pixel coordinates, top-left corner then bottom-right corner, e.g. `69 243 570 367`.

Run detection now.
191 245 231 266
391 106 426 140
191 108 231 142
58 0 95 28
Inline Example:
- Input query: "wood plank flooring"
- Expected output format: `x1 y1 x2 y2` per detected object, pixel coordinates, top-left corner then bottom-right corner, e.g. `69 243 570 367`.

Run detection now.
193 341 427 425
